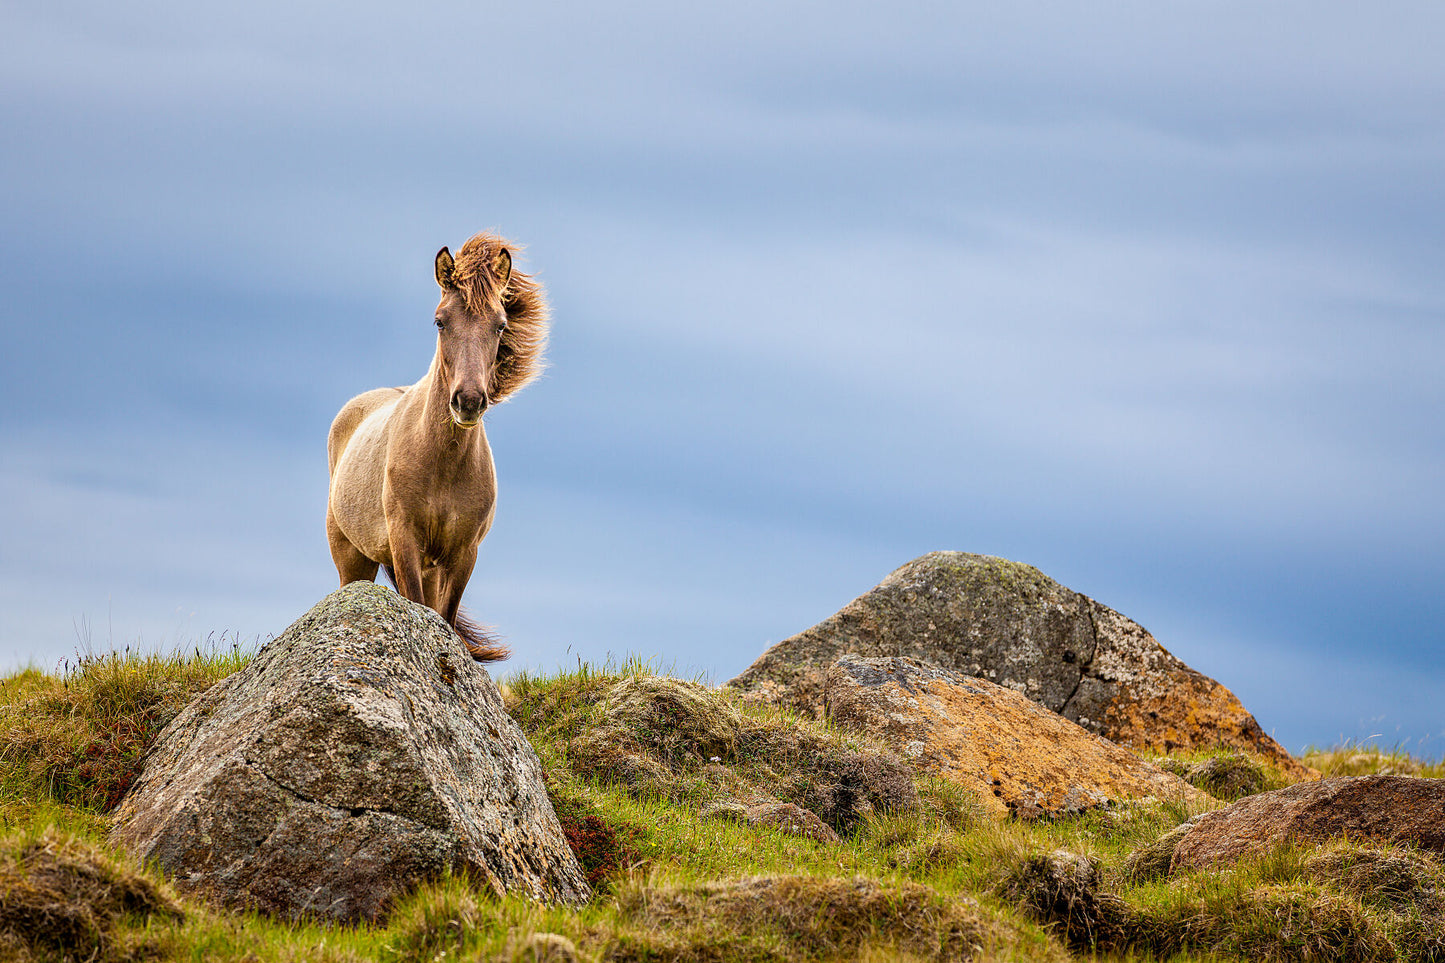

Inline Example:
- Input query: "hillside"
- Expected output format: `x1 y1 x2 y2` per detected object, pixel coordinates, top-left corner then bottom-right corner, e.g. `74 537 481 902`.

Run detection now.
2 644 1443 963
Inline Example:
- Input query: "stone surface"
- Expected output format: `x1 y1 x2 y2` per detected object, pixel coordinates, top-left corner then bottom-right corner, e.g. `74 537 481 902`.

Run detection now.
516 933 580 963
1170 775 1445 871
109 582 589 921
729 552 1310 777
823 656 1208 818
701 800 842 843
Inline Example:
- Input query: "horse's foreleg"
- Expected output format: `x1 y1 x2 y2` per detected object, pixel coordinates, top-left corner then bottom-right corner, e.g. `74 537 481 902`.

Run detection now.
328 507 379 585
437 545 478 626
387 529 428 605
438 546 508 661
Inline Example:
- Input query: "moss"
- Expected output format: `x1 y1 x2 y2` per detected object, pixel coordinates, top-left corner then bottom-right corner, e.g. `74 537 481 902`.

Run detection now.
545 780 646 895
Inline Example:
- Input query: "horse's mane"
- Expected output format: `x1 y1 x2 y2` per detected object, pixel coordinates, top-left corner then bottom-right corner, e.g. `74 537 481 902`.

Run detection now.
450 232 549 403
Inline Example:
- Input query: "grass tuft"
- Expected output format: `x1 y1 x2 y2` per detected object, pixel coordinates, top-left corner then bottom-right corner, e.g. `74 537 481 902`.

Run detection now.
0 643 249 816
0 826 184 962
612 874 998 962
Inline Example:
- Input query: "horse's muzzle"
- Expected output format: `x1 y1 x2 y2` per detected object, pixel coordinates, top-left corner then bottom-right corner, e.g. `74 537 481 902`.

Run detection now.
450 407 483 428
450 391 488 428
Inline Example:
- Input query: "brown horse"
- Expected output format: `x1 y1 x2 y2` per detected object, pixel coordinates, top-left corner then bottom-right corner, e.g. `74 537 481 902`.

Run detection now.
325 233 549 661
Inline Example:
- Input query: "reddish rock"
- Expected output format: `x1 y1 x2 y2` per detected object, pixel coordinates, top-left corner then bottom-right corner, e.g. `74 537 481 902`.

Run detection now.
1171 775 1445 871
729 552 1312 779
823 656 1208 818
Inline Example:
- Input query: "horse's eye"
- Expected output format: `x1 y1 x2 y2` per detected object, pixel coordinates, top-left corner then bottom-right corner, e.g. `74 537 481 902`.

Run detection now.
434 318 445 330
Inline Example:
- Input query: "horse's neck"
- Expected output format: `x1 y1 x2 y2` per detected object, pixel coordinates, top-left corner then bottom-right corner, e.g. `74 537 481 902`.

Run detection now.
402 353 486 458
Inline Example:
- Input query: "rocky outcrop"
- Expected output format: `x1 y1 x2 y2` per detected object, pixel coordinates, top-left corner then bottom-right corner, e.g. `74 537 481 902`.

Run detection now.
1170 775 1445 871
823 656 1208 818
729 552 1309 777
109 583 589 922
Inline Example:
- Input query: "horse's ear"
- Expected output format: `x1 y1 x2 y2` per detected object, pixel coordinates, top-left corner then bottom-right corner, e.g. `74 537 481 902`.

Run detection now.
435 247 455 289
493 248 512 290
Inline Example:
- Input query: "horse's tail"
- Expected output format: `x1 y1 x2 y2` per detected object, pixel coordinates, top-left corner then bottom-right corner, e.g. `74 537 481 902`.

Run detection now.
453 607 511 663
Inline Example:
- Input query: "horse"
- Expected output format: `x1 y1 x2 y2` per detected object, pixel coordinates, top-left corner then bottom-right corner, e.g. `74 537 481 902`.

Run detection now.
325 232 549 661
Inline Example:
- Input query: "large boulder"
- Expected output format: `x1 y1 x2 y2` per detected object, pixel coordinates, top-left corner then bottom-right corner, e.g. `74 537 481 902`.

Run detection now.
1170 775 1445 871
824 656 1208 818
729 552 1309 777
109 583 589 921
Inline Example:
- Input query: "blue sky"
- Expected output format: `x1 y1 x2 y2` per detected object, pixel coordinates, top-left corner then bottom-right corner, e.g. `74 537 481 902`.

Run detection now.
2 2 1441 755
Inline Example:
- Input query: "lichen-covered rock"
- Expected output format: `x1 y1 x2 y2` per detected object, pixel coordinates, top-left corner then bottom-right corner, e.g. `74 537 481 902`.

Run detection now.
109 583 589 921
1170 775 1445 871
729 552 1310 778
701 800 842 843
823 656 1208 818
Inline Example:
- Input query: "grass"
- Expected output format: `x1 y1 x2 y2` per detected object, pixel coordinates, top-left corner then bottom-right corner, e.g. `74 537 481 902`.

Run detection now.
2 648 1443 962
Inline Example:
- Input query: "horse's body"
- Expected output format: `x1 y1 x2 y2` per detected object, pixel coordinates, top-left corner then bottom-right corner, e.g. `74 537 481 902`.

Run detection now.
325 233 547 661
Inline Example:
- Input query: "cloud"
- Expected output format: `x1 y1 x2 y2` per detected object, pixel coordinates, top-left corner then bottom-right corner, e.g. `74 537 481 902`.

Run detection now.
1 0 1442 752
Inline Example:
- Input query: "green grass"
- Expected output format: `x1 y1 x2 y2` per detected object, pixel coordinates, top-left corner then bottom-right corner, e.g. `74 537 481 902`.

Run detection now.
2 648 1443 962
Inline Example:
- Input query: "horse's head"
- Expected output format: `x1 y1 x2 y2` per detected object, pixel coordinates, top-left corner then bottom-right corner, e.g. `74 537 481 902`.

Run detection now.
432 243 513 428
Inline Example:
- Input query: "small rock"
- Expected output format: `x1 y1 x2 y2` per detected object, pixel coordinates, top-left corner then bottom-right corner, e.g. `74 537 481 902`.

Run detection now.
1002 850 1129 951
1123 820 1197 881
701 800 842 843
512 933 579 963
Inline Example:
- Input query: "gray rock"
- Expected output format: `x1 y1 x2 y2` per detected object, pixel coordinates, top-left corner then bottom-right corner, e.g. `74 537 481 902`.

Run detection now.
729 552 1309 777
109 582 589 921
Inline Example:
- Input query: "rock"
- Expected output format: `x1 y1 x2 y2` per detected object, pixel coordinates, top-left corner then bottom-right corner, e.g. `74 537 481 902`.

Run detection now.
823 656 1208 818
109 583 589 922
513 933 580 963
1170 775 1445 871
729 552 1310 778
701 801 842 843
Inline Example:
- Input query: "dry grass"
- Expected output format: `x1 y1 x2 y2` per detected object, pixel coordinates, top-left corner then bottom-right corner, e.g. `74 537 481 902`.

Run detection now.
609 874 1000 962
0 827 184 962
1302 744 1445 779
0 643 248 815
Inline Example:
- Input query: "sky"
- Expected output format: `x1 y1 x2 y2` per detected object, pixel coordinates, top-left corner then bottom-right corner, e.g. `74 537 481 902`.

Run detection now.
2 1 1441 756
